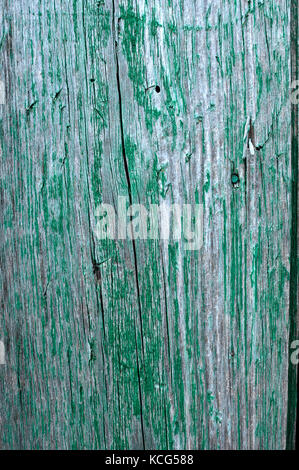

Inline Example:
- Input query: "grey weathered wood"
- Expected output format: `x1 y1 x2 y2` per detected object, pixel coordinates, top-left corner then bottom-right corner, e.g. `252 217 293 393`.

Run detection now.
0 0 297 450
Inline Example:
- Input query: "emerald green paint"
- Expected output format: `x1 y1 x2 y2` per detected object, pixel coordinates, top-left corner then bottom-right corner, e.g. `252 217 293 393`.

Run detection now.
0 0 297 451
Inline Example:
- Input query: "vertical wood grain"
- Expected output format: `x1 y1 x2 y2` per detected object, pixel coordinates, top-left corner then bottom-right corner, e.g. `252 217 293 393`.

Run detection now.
0 0 297 449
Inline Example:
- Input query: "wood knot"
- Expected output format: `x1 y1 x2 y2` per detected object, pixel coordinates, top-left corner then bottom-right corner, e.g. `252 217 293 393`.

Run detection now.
231 173 240 187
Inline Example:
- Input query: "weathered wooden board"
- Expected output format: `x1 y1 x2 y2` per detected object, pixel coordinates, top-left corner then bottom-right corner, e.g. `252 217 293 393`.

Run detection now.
0 0 297 450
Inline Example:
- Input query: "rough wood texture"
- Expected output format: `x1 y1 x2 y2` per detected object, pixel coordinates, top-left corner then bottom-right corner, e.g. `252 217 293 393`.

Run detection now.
0 0 297 450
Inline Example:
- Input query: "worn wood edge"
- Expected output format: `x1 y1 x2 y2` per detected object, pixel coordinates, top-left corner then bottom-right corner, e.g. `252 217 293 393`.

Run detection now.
286 0 299 450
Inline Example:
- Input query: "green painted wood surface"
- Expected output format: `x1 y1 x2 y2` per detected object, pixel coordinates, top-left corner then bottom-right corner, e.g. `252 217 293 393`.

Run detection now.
0 0 298 450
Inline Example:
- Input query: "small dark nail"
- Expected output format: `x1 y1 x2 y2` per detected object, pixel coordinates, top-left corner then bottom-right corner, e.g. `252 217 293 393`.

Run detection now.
155 85 161 93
